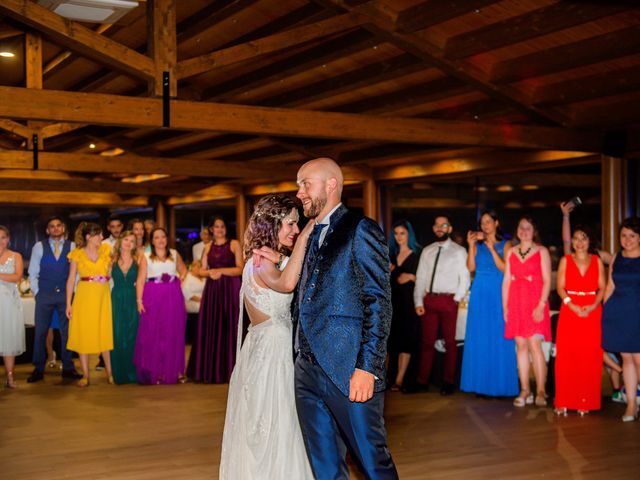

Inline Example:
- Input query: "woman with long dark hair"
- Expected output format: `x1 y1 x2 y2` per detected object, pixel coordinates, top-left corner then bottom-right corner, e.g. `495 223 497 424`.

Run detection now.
66 222 113 386
502 216 551 407
602 217 640 421
387 220 421 390
134 227 187 384
461 210 518 397
554 226 605 416
186 216 243 383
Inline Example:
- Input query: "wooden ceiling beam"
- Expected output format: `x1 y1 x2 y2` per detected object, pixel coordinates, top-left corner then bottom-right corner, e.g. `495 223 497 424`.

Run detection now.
0 119 32 138
443 2 629 60
0 149 280 179
148 0 177 97
532 65 640 106
0 0 155 80
40 123 88 140
0 86 603 150
176 12 365 80
395 0 500 33
0 190 148 207
375 150 600 182
490 26 640 84
317 0 571 125
167 184 242 206
24 32 42 89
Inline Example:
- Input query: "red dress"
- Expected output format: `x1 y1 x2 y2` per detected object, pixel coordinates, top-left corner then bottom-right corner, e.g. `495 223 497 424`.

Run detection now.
554 254 602 411
505 250 551 340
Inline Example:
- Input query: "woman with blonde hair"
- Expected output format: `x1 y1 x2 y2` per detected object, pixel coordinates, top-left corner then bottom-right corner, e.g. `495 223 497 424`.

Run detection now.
110 230 139 384
66 222 113 387
0 225 25 388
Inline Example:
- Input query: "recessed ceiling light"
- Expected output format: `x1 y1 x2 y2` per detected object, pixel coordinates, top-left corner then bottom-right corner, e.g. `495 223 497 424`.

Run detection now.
89 143 96 149
0 51 15 58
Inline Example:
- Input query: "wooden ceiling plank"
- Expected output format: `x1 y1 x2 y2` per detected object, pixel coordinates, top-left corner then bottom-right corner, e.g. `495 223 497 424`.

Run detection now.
375 150 600 181
0 190 148 207
532 65 640 106
444 2 629 60
40 123 88 140
176 0 259 44
395 0 501 33
0 86 603 150
0 149 280 179
317 0 571 125
176 12 365 80
24 32 42 89
148 0 177 96
0 0 155 80
490 26 640 84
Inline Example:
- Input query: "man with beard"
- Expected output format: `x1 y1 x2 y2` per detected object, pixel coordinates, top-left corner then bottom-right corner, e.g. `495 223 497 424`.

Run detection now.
293 158 398 479
412 215 470 395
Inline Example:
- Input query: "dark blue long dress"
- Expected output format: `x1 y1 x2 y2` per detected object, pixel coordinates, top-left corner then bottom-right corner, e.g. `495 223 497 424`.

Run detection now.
461 240 519 396
602 254 640 353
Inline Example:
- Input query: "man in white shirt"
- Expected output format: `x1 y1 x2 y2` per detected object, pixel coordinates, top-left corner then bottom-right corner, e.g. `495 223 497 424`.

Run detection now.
412 215 470 395
191 227 211 263
102 214 123 248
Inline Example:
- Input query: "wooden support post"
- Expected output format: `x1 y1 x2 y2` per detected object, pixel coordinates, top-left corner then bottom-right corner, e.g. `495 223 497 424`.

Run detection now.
155 199 167 229
236 193 247 244
148 0 177 97
168 206 176 248
25 32 43 149
363 179 380 223
601 155 624 254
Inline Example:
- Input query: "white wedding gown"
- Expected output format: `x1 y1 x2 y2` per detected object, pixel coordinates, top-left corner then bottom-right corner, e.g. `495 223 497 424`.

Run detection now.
219 261 313 479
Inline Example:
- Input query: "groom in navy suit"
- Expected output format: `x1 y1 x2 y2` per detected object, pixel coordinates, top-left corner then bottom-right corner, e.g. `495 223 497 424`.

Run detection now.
293 158 398 479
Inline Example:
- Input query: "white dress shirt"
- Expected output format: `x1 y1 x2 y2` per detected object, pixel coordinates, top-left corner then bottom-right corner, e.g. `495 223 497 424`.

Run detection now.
414 238 470 306
192 241 209 263
102 236 117 248
315 202 342 246
181 272 205 314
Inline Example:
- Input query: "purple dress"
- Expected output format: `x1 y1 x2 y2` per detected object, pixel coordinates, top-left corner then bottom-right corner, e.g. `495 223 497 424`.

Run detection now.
187 241 241 383
133 250 187 384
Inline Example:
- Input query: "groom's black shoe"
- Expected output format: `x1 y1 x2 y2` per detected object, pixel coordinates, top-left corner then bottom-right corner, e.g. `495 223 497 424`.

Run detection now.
62 369 83 380
27 369 44 383
440 383 455 396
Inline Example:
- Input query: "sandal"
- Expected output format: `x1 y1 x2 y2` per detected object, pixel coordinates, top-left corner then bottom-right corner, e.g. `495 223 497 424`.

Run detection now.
5 372 16 389
513 391 533 407
577 410 589 417
535 393 548 407
77 377 90 388
554 407 568 417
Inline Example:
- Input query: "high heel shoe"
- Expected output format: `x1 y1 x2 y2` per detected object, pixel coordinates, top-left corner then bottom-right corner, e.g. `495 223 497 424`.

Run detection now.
107 375 115 385
77 377 90 388
47 351 57 368
4 372 16 389
535 393 548 407
622 405 639 422
513 391 534 407
554 407 568 417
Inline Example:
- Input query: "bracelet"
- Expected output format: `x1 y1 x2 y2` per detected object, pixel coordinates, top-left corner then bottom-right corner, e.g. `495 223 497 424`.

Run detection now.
563 296 571 305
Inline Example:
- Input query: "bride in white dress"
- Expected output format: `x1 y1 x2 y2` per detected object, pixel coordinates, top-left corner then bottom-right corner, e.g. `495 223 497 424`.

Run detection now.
219 194 314 480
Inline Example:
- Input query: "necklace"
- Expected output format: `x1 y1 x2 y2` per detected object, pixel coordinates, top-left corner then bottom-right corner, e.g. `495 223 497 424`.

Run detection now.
517 246 532 260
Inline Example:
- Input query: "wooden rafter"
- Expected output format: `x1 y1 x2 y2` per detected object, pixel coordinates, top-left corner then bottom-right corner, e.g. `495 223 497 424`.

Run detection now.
0 119 32 138
0 0 155 80
148 0 177 96
176 12 365 80
0 86 603 150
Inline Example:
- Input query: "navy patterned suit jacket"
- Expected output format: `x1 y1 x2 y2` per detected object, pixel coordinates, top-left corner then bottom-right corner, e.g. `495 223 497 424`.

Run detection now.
293 204 392 396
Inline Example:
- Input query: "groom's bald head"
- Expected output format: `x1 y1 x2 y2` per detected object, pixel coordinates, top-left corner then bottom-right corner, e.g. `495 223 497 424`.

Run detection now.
296 158 344 219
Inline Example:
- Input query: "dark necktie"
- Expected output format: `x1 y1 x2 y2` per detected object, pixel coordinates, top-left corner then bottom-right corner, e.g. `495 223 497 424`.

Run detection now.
429 246 442 293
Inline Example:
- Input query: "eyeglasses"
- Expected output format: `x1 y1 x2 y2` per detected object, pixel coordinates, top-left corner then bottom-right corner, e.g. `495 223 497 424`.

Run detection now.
434 223 450 229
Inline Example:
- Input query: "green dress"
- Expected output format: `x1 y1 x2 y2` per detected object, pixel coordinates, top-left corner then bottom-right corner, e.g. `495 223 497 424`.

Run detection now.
111 262 139 384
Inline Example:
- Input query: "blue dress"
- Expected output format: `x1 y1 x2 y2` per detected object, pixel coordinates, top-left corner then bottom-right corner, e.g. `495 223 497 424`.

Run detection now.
602 254 640 353
461 241 519 396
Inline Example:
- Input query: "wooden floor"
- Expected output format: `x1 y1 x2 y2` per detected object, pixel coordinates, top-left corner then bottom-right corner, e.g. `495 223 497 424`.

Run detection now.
2 362 639 479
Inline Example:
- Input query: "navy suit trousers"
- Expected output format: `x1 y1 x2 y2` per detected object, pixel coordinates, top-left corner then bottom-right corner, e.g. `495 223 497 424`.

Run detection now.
33 291 74 372
295 354 398 480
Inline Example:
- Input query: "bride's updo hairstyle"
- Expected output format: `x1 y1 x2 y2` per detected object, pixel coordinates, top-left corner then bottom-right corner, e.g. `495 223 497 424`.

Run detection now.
244 194 299 259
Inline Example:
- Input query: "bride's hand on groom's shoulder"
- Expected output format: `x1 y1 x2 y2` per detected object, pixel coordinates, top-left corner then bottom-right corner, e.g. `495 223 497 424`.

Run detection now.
252 247 280 267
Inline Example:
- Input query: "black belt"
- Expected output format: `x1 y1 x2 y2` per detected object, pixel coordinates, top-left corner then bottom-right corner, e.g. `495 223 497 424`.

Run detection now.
427 292 454 297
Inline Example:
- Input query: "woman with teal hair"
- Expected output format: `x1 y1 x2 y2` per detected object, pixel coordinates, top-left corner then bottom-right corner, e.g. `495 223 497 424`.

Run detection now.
387 220 421 390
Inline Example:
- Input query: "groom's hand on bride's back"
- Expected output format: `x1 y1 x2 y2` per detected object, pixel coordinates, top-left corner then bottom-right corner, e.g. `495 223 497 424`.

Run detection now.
252 247 279 267
349 369 375 402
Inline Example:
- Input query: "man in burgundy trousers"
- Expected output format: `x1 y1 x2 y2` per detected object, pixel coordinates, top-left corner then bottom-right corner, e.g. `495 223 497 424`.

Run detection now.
411 215 470 395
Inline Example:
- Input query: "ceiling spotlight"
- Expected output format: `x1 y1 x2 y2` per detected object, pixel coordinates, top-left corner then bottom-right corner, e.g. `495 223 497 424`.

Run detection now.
522 185 539 191
496 185 514 192
89 143 96 149
0 51 15 58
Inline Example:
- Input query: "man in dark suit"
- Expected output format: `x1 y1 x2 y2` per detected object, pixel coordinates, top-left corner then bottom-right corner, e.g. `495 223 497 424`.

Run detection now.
293 158 398 479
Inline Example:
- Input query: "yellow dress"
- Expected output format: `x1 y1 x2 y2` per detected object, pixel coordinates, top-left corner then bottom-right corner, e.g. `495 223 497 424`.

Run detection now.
67 243 113 354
